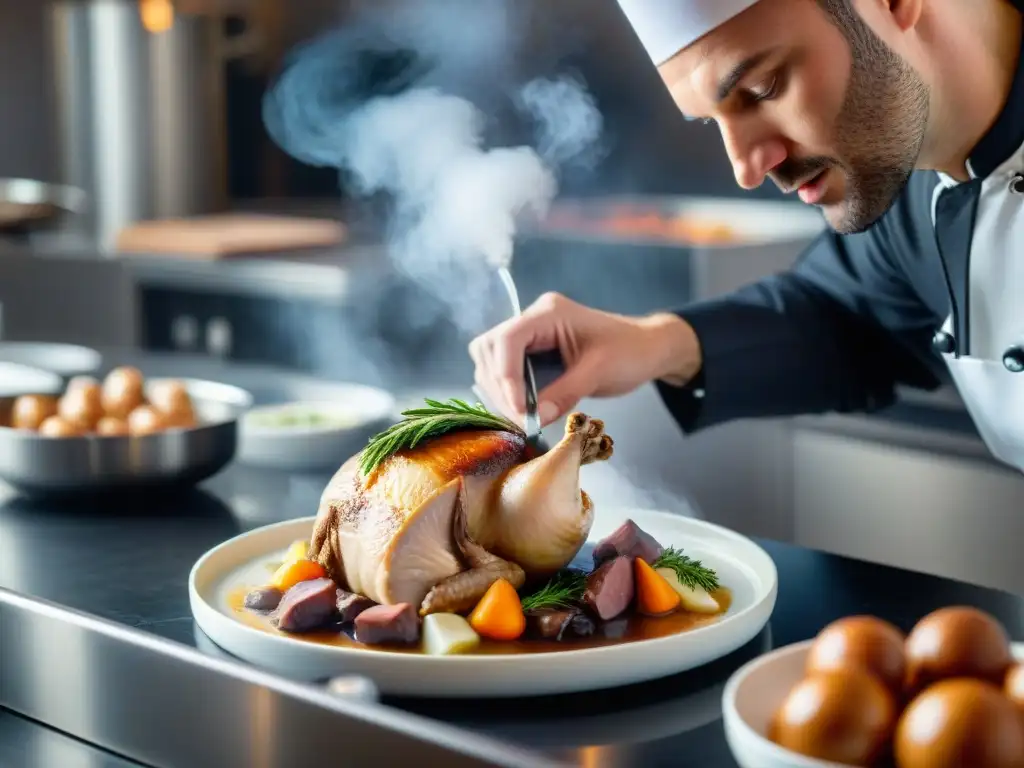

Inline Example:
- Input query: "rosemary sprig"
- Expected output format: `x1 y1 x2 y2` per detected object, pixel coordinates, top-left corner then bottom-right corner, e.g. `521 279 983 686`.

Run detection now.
520 570 588 612
359 398 522 476
652 547 720 593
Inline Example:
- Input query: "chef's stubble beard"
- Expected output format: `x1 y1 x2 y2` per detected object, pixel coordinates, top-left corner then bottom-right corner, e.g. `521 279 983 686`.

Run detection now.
774 0 932 234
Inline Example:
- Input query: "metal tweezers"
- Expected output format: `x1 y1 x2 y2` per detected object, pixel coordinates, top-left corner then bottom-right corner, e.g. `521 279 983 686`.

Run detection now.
491 267 543 450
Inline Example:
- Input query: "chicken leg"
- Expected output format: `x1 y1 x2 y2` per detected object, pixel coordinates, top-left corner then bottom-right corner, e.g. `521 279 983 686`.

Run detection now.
479 413 613 577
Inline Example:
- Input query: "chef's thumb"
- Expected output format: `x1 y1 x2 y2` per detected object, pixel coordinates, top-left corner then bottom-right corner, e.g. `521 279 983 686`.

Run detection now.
536 356 600 426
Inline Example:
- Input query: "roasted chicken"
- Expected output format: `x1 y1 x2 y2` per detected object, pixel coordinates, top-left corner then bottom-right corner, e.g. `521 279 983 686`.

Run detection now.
310 411 613 615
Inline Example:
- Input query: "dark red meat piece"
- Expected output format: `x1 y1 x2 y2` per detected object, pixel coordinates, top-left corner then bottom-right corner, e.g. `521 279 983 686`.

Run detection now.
244 587 283 612
336 589 375 623
354 603 420 645
584 555 635 620
592 519 663 566
526 607 595 641
274 578 337 632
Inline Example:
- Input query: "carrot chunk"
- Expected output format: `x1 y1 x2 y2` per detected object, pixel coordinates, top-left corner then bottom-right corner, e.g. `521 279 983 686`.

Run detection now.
468 579 526 641
634 557 681 617
269 558 327 592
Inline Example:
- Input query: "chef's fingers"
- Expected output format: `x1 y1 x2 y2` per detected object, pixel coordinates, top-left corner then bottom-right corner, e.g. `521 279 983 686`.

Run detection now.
491 328 528 417
535 353 603 426
470 294 566 419
518 292 570 350
473 352 517 421
482 312 549 418
468 335 489 387
470 331 520 420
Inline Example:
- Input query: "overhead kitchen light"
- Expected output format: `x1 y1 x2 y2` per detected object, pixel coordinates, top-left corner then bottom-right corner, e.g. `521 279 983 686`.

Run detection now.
139 0 174 33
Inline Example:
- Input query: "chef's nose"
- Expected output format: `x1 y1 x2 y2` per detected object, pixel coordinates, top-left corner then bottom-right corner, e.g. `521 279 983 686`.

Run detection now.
720 121 787 190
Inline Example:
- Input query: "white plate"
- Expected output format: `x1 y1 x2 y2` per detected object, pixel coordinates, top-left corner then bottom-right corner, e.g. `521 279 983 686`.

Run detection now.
236 385 396 471
722 638 1024 768
189 507 778 698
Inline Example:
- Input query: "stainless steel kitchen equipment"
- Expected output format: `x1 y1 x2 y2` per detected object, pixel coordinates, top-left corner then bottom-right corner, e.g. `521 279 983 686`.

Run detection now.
0 178 87 236
47 0 257 251
0 588 558 768
790 411 1024 594
0 377 253 498
0 251 138 350
190 623 381 703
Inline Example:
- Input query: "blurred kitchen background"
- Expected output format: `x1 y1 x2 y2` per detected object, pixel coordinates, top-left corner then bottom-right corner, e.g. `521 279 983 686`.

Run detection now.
2 0 1023 594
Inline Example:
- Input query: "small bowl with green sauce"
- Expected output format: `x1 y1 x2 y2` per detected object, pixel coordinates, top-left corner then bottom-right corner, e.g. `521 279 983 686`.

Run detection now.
237 386 395 471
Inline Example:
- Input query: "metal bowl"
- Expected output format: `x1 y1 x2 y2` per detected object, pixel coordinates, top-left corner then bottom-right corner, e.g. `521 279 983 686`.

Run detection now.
0 378 253 498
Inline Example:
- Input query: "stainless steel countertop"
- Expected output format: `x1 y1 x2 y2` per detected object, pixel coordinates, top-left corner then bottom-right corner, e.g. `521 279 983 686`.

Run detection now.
0 710 143 768
6 458 1024 767
3 351 1022 767
2 587 543 768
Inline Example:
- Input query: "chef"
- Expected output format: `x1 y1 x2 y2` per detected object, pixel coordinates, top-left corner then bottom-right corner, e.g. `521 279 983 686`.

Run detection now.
469 0 1024 472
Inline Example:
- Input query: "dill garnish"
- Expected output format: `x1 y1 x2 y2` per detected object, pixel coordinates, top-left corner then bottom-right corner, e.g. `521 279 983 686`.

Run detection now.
520 570 588 612
652 547 720 593
359 398 523 476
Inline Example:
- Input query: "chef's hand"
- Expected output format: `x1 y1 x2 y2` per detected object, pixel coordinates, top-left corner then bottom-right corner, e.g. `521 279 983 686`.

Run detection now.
469 292 702 426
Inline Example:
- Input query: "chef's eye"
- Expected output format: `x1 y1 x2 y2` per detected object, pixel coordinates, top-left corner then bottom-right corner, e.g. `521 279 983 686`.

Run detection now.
749 74 781 102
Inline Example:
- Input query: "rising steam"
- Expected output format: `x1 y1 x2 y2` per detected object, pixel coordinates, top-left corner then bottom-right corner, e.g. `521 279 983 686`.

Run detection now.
347 88 557 272
516 74 605 172
263 4 603 333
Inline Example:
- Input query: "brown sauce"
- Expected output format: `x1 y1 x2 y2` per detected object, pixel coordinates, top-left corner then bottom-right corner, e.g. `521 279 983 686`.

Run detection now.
226 586 732 656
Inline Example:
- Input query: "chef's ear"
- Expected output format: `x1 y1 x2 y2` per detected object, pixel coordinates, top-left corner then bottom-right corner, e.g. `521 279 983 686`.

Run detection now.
885 0 923 32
